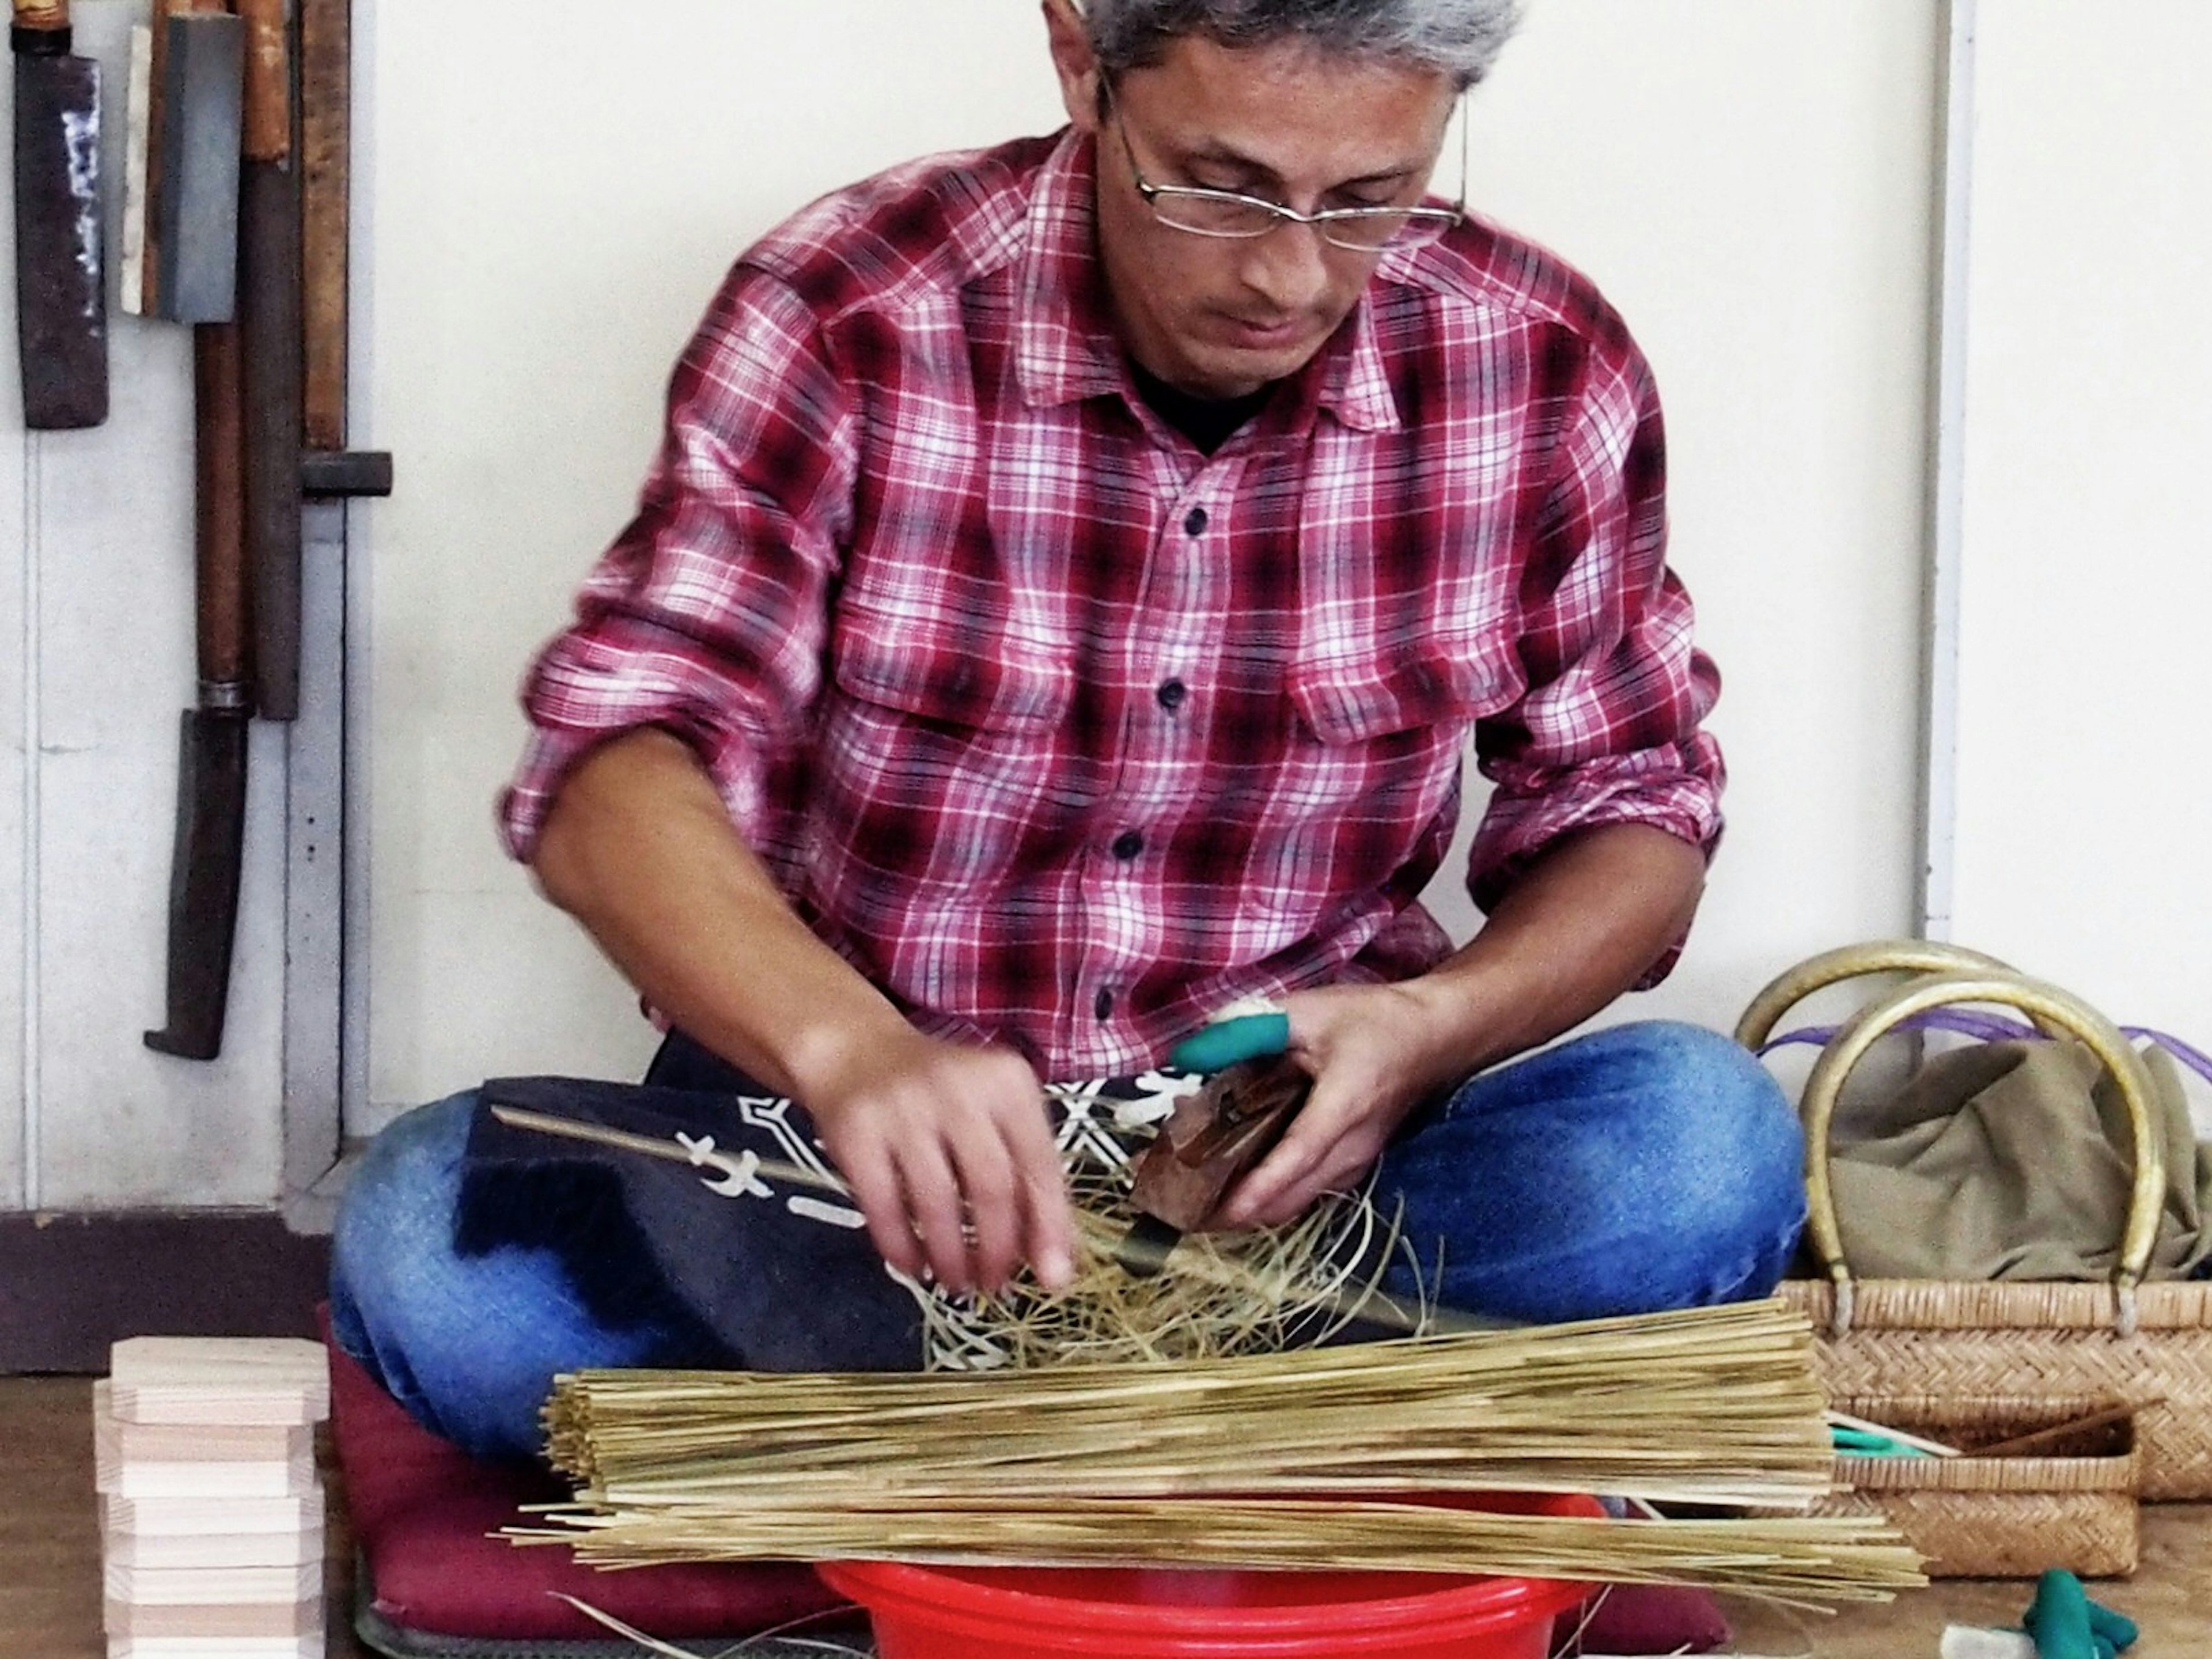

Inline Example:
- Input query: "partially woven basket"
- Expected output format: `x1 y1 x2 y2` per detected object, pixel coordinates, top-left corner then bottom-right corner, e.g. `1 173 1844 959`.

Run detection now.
1742 941 2212 1502
1815 1396 2139 1578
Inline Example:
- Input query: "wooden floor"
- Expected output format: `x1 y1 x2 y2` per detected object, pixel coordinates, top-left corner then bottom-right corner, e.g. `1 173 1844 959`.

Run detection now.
7 1374 2212 1658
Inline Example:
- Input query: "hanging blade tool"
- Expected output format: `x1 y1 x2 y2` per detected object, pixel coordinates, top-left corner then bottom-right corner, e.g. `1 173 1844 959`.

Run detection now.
11 0 107 428
236 0 304 719
126 0 244 323
145 322 252 1061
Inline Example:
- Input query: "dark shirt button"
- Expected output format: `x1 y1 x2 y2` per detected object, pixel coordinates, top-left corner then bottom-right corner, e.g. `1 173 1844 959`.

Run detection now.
1111 830 1145 861
1183 507 1209 537
1094 986 1115 1021
1156 678 1188 711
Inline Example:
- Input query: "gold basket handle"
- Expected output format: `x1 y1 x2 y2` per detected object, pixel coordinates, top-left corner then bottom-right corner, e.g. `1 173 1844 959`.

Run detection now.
1733 938 2017 1051
1790 969 2165 1339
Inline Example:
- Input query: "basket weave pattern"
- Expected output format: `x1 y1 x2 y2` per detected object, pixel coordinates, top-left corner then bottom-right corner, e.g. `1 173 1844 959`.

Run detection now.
1806 1392 2140 1578
1787 1274 2212 1501
1813 1489 2138 1580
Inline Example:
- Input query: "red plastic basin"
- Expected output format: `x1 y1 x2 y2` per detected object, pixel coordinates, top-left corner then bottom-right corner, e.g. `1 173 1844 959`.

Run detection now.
817 1491 1602 1659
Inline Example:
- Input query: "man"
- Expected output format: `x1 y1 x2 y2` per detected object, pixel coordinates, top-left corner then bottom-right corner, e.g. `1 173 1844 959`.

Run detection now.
334 0 1804 1463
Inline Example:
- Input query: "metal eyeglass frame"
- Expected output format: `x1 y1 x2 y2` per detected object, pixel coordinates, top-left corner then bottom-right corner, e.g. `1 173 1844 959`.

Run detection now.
1101 79 1468 253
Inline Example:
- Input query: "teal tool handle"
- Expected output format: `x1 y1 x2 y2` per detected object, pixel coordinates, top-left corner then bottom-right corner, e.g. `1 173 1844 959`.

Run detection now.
1169 1013 1291 1072
1830 1426 1933 1459
2025 1570 2099 1659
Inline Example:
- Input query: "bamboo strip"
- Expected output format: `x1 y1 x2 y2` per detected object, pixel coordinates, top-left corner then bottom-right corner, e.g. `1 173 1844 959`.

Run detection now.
511 1500 1923 1607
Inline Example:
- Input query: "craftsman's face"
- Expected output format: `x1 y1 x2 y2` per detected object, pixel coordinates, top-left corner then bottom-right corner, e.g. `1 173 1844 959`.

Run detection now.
1046 5 1457 399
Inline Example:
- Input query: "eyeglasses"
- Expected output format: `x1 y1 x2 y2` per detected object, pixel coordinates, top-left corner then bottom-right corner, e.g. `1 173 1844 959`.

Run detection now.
1103 83 1467 255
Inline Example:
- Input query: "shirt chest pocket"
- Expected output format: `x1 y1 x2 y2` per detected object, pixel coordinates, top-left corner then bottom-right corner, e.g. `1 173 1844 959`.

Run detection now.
815 594 1077 895
1286 625 1521 747
828 595 1074 736
1232 627 1516 933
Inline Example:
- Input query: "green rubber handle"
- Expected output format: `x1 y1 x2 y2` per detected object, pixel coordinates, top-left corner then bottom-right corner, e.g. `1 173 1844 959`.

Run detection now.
1169 1013 1291 1072
2086 1600 2138 1653
2024 1570 2098 1659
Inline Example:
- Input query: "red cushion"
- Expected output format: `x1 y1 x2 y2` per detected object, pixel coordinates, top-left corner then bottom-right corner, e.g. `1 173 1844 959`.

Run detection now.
324 1315 846 1642
1552 1582 1731 1655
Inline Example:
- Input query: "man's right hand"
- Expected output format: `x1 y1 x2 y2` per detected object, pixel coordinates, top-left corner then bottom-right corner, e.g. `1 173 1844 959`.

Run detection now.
795 1026 1077 1297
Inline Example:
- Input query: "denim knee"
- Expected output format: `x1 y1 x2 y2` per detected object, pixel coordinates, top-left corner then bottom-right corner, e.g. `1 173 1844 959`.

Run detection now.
1376 1020 1808 1323
1584 1021 1808 1278
331 1092 668 1461
328 1093 475 1351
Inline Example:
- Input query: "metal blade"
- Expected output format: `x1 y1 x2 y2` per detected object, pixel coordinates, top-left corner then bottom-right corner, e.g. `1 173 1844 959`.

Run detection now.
12 47 107 428
149 12 243 323
1114 1211 1183 1280
145 707 249 1061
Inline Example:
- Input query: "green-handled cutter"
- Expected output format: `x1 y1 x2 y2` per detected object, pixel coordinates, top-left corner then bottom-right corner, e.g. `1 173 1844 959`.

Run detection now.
1119 1012 1309 1277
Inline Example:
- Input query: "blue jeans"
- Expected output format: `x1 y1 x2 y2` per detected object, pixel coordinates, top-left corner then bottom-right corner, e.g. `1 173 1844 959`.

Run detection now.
331 1021 1805 1461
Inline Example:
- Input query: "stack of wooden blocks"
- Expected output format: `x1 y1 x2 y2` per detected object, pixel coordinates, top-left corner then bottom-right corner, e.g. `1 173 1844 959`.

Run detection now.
96 1337 331 1659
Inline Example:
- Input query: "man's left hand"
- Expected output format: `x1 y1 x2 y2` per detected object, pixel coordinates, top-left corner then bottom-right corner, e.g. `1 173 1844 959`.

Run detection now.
1210 981 1467 1230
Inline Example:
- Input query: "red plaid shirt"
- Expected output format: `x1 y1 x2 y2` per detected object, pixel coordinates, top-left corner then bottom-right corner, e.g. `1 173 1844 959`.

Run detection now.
502 131 1724 1077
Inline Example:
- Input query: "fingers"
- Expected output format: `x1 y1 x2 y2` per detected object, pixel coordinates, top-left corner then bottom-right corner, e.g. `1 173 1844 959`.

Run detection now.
1213 1050 1392 1230
997 1094 1078 1291
809 1039 1071 1296
900 1134 979 1294
1210 984 1438 1230
834 1127 927 1285
1216 1108 1355 1229
946 1051 1074 1293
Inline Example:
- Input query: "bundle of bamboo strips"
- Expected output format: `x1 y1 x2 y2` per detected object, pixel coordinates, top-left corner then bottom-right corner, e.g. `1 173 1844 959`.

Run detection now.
513 1301 1926 1603
521 1502 1922 1604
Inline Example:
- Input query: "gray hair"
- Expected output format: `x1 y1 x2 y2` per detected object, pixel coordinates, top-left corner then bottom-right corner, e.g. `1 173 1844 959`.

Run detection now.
1078 0 1522 90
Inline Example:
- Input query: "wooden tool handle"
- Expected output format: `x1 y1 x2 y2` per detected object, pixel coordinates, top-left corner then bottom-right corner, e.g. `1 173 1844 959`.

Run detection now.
300 0 348 449
238 115 305 718
13 1 70 37
192 324 250 695
1130 1055 1310 1233
237 0 289 162
1968 1401 2153 1462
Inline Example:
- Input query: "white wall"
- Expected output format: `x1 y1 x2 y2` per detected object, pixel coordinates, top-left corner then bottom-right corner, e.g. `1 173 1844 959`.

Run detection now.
1949 1 2212 1040
2 301 24 1210
359 0 1945 1124
16 5 2202 1203
359 4 1076 1122
1424 0 1941 1035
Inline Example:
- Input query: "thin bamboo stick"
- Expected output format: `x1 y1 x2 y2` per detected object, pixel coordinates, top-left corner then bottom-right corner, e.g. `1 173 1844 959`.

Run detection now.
511 1499 1923 1606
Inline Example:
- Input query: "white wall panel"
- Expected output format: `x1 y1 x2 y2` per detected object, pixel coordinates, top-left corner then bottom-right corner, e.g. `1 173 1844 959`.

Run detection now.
2 307 25 1213
361 2 1073 1123
1420 0 1941 1033
365 1 1943 1120
1950 3 2212 1043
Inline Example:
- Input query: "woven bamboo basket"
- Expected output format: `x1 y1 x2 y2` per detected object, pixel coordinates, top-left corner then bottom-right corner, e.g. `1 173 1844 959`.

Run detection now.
1814 1395 2139 1578
1742 941 2212 1502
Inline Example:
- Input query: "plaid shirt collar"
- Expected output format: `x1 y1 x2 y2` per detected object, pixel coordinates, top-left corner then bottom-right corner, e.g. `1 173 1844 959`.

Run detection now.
1012 130 1404 435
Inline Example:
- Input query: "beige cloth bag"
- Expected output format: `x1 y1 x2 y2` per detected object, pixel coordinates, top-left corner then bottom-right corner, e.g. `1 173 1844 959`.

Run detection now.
1828 1039 2212 1284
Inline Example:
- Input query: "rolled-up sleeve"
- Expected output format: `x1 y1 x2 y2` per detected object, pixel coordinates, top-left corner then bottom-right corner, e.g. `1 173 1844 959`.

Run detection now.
497 269 855 864
1465 329 1725 979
